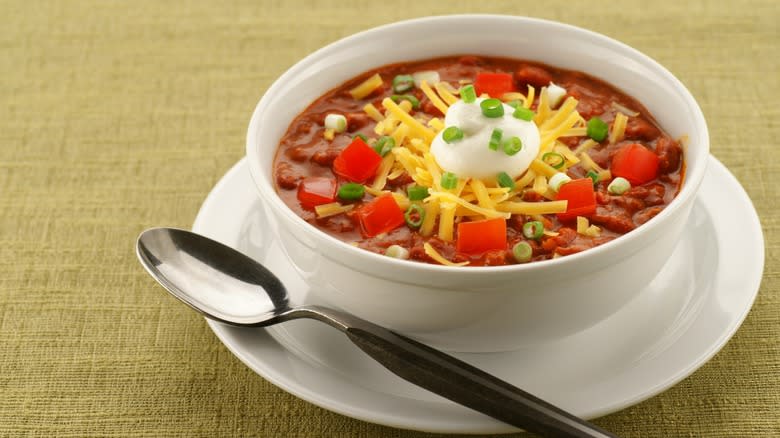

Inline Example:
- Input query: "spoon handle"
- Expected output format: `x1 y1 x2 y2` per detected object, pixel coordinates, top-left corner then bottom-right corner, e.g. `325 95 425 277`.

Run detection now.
309 307 617 438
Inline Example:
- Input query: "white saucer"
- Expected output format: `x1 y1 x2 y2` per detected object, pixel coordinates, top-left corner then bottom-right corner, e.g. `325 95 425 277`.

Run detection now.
192 156 764 434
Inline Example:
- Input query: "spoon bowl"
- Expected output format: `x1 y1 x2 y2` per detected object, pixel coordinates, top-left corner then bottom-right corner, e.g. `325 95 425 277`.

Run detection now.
137 227 289 325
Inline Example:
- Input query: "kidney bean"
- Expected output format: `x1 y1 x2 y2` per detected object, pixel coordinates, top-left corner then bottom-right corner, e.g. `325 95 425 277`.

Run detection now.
275 162 302 189
310 148 340 167
286 146 309 162
624 118 660 141
346 113 370 132
515 65 553 88
655 137 682 173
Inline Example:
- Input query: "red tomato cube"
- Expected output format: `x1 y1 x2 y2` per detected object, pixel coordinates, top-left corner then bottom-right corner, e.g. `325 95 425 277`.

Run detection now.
297 177 337 209
611 143 660 186
556 178 597 222
357 194 405 237
456 218 507 255
332 137 382 183
473 73 515 98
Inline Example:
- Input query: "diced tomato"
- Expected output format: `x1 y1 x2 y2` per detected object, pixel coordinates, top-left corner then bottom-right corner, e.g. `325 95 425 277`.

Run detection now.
556 178 597 222
357 194 405 237
456 218 507 255
611 143 660 186
473 73 515 98
296 177 337 209
332 137 382 182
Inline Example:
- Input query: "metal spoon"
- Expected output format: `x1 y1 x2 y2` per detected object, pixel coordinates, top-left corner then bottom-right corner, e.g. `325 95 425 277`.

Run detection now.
136 227 617 438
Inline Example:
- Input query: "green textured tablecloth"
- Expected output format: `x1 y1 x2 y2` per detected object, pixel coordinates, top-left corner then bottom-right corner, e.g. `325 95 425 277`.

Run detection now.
1 1 778 436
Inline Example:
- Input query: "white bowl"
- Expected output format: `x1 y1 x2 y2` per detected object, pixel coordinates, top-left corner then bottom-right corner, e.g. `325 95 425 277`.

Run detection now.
246 15 709 352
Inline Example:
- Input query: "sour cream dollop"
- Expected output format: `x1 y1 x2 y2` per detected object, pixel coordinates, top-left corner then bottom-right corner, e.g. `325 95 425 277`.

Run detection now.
430 98 540 180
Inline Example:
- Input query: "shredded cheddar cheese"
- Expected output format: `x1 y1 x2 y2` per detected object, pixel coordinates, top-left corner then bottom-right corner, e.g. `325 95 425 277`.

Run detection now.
434 82 459 106
496 200 568 215
609 112 628 144
333 74 616 260
420 80 449 115
349 73 383 100
315 202 354 218
424 242 469 266
363 103 384 122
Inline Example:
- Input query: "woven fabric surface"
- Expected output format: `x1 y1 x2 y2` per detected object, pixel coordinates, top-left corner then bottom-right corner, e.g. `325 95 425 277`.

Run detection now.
1 0 777 436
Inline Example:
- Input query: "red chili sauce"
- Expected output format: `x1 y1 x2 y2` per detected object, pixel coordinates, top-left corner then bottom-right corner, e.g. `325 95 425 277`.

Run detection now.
273 55 684 266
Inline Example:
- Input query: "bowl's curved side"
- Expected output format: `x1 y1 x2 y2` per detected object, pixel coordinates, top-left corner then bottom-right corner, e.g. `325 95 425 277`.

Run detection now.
245 15 709 351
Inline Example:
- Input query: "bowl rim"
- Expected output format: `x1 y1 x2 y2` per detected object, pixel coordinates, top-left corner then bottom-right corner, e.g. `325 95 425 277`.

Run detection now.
246 14 710 277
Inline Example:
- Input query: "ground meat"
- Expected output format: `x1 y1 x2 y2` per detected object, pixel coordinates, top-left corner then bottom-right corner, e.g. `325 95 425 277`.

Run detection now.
541 227 577 252
508 215 525 232
555 245 588 256
595 191 611 205
590 212 635 234
626 184 665 206
522 190 545 202
565 83 610 119
634 207 664 225
275 162 301 189
515 64 553 88
484 250 507 266
386 172 414 188
613 195 646 214
310 148 340 167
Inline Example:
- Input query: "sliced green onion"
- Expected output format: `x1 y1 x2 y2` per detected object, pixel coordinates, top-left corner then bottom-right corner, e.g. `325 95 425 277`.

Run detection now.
392 74 414 93
549 172 572 192
404 204 426 229
337 183 365 200
587 117 609 142
324 113 347 133
373 136 395 156
512 241 533 263
480 98 505 118
503 136 523 156
488 128 503 151
542 152 565 169
608 177 631 195
497 172 515 190
441 172 458 189
586 170 600 186
385 244 410 259
522 221 544 240
506 100 522 109
352 133 368 143
443 126 464 144
391 94 420 109
407 185 430 201
460 84 477 103
512 106 535 121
